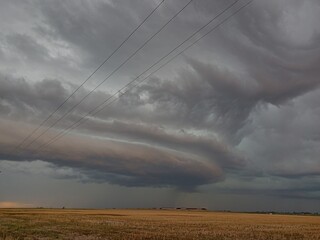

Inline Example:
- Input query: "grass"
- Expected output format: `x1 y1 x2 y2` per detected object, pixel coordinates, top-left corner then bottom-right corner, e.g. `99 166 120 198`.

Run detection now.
0 209 320 239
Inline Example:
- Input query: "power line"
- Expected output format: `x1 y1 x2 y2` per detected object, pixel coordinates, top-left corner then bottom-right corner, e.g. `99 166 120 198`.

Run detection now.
35 0 251 152
34 0 253 153
14 0 165 151
20 0 194 151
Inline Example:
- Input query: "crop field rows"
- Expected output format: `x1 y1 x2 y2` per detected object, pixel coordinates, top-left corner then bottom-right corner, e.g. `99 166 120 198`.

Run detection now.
0 209 320 239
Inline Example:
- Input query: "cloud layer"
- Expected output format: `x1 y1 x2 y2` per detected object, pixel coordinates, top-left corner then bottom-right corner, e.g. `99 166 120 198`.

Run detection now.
1 0 320 203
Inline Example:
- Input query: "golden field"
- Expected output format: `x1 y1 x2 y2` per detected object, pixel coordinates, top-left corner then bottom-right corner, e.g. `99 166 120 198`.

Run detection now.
0 209 319 239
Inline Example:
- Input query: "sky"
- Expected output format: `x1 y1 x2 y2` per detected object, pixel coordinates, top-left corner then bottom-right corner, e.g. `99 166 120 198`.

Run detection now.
0 0 320 212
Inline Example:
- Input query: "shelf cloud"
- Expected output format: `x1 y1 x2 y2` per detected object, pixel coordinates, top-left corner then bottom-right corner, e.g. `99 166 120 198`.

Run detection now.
1 0 320 209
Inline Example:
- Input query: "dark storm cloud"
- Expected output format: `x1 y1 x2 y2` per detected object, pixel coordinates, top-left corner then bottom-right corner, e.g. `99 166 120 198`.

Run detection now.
5 33 50 63
0 74 69 119
36 0 141 67
239 91 320 180
78 120 245 168
0 73 247 189
35 0 199 70
0 73 120 128
1 0 320 202
0 118 228 190
214 172 320 200
158 0 320 141
0 73 243 161
218 186 320 200
185 56 320 140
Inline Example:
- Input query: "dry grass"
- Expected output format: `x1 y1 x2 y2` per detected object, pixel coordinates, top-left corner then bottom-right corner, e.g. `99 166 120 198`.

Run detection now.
0 209 319 239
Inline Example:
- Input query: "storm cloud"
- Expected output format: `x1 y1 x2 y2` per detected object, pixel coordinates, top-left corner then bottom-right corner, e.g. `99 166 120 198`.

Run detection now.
1 0 320 209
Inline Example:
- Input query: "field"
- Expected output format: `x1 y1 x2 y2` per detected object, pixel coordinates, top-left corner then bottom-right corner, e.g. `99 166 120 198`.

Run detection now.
0 209 319 240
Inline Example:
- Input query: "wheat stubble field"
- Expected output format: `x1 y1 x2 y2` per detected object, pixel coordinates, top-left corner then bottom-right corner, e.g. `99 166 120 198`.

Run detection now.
0 209 319 240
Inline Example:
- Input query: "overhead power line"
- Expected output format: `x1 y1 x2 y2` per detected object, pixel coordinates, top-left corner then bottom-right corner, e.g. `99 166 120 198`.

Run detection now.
14 0 165 151
20 0 194 151
33 0 253 153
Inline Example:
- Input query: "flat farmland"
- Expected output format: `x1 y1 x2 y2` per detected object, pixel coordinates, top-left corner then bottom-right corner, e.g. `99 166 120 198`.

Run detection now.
0 209 319 240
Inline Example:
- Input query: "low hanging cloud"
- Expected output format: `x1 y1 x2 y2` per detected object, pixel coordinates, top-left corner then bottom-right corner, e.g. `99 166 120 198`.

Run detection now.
0 0 320 201
0 115 245 190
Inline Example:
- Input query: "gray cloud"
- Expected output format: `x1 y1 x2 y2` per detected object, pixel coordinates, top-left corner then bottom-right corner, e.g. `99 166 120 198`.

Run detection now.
1 0 320 209
79 120 246 169
0 118 230 190
5 33 50 63
0 74 245 190
213 173 320 200
0 74 70 121
238 90 320 180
